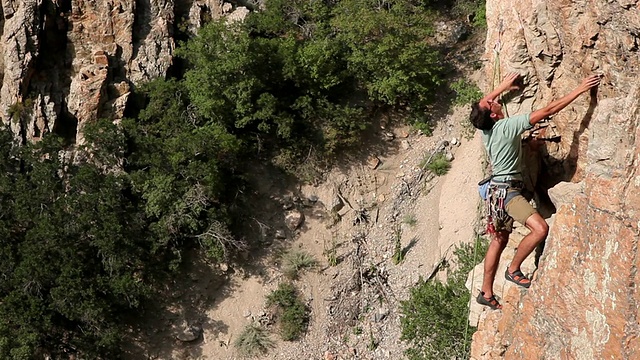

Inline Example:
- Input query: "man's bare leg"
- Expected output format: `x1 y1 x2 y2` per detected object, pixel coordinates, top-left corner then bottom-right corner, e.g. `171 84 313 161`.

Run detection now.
481 231 509 298
508 212 548 279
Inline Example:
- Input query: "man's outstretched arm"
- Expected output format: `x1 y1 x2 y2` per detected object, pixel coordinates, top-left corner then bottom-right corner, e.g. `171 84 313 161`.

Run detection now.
529 75 601 125
480 72 521 103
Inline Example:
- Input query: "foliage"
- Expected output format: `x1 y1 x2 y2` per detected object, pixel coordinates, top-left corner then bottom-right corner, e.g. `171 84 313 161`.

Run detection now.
234 323 275 356
392 225 405 265
453 0 487 28
7 99 34 123
0 93 246 356
450 236 489 284
450 78 483 105
266 283 309 341
323 236 339 267
0 125 151 358
281 250 318 280
412 117 433 137
8 99 34 143
177 15 367 170
331 0 444 107
122 78 242 264
368 329 379 351
173 0 446 174
400 236 489 359
427 153 451 176
197 220 249 262
401 279 470 359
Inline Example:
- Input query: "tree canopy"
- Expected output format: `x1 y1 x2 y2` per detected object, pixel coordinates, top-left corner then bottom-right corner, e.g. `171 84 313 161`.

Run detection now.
176 0 446 166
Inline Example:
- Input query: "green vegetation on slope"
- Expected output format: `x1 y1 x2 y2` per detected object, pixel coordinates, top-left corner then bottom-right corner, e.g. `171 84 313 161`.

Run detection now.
0 124 150 359
176 0 445 172
0 0 487 357
400 237 489 359
266 282 310 341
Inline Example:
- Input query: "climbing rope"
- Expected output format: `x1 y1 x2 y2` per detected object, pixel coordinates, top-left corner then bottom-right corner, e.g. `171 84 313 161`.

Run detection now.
491 20 510 118
462 233 480 357
462 20 509 357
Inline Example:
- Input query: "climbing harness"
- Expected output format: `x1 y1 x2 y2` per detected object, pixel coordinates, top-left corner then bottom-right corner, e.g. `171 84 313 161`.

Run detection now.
478 173 522 234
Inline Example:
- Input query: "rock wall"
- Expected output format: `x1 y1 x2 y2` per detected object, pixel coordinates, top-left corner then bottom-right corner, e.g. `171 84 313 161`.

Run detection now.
0 0 247 144
471 1 640 359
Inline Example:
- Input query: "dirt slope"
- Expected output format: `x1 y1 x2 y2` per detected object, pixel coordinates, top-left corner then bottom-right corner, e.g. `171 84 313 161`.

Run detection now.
128 104 486 360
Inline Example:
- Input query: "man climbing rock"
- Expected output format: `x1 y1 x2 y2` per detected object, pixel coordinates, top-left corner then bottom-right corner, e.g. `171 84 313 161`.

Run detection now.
469 73 600 309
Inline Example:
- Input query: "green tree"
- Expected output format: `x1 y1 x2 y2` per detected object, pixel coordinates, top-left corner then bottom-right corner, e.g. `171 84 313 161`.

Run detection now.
122 78 242 263
176 0 446 170
0 128 151 358
332 0 444 107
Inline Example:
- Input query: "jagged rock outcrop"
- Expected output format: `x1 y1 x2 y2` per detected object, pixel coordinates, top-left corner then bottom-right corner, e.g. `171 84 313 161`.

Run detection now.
471 1 640 359
0 0 247 144
1 0 41 138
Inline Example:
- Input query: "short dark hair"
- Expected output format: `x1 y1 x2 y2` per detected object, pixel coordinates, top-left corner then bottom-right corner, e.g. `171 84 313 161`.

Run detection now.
469 102 494 130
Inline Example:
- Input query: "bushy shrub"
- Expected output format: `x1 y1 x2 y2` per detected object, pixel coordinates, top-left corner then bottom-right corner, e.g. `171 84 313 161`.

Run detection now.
451 78 483 105
400 237 489 359
174 0 446 174
281 250 318 280
235 324 275 356
266 283 310 341
0 126 153 358
401 279 470 359
427 153 451 176
331 0 444 107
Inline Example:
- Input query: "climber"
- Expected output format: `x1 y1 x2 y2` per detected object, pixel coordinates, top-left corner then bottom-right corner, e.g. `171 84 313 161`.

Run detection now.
469 73 601 310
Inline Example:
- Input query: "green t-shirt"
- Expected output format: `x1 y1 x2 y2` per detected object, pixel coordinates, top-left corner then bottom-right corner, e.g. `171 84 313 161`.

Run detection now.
481 113 532 182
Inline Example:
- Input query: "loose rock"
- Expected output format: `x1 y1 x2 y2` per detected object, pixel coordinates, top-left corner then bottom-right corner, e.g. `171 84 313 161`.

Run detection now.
285 210 305 231
367 155 381 169
176 325 202 342
445 152 455 162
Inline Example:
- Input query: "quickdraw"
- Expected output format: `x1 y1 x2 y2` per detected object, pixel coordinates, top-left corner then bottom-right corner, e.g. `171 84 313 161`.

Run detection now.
486 183 511 234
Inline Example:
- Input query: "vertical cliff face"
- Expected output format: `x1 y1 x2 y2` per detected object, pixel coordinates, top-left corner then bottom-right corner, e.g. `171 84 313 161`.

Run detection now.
0 0 247 144
0 0 176 143
472 1 640 359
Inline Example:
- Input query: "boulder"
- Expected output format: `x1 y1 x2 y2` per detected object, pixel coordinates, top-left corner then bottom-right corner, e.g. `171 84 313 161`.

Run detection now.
285 209 305 231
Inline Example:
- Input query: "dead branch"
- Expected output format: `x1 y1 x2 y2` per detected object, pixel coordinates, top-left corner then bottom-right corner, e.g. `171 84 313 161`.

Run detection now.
196 221 248 260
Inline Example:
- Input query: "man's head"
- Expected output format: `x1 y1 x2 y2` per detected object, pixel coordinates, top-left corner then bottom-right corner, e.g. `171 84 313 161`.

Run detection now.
469 99 504 130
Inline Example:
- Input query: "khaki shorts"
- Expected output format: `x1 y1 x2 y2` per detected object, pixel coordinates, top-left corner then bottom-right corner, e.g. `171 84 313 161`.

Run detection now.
493 191 537 233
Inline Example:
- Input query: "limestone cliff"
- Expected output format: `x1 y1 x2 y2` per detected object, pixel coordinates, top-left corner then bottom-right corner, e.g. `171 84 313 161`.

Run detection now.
0 0 247 144
471 1 640 359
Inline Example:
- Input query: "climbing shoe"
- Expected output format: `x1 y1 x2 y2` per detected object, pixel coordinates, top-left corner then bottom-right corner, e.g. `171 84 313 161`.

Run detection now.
505 268 531 288
476 291 502 310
